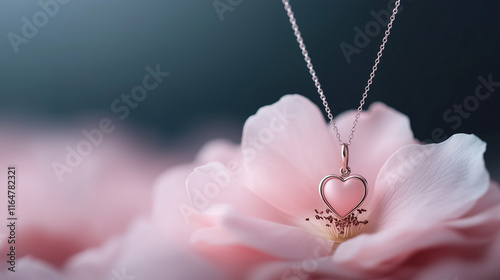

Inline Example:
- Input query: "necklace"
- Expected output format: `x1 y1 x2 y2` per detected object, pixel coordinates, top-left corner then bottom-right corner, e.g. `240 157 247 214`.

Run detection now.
282 0 401 220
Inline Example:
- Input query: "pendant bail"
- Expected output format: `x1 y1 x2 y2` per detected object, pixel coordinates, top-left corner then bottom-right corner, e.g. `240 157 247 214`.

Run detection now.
340 144 351 177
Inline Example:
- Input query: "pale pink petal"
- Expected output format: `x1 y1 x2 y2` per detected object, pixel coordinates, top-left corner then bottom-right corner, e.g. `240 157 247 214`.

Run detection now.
388 197 500 280
0 258 66 280
153 164 203 241
407 232 500 280
313 182 500 279
65 237 123 280
334 134 490 271
464 180 500 216
152 139 242 241
111 220 227 280
334 102 418 187
338 226 470 273
0 126 170 268
241 95 416 218
186 162 291 224
445 182 500 234
242 94 337 217
191 205 334 261
372 133 489 227
27 220 226 280
248 259 363 280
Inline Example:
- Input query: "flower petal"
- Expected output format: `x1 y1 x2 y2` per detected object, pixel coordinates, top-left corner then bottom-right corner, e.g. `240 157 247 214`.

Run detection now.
186 162 291 224
334 102 417 187
372 133 489 228
191 205 334 261
334 134 491 271
407 231 500 280
0 258 66 280
113 220 226 280
152 139 241 241
242 94 337 217
241 95 416 217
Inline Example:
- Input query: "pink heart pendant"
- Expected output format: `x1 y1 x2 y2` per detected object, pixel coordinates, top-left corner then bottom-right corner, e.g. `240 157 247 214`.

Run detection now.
319 174 367 219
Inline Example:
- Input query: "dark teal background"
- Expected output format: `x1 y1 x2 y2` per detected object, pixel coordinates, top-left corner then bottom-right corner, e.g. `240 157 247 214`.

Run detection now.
1 0 499 178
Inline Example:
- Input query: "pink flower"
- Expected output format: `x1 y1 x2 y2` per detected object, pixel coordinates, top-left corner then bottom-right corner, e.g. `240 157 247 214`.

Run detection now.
0 219 225 280
0 125 163 268
0 124 224 279
154 95 500 279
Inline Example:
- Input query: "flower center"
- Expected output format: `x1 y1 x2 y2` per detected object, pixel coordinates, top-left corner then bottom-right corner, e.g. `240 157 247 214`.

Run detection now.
305 208 368 243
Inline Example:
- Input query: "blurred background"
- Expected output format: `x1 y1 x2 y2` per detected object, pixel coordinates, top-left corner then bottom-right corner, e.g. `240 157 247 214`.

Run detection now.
0 0 499 179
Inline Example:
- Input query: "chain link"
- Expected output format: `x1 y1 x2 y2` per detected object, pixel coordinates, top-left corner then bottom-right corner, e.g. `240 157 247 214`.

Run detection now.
282 0 401 145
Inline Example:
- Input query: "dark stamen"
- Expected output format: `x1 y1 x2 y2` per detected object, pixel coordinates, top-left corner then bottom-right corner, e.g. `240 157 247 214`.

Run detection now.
305 208 369 239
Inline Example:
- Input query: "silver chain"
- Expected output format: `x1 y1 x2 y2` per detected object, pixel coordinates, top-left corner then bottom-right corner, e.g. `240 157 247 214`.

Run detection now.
282 0 401 145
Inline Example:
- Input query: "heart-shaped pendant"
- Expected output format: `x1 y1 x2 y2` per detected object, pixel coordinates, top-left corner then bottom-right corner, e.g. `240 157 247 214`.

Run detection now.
319 144 368 219
319 174 367 219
